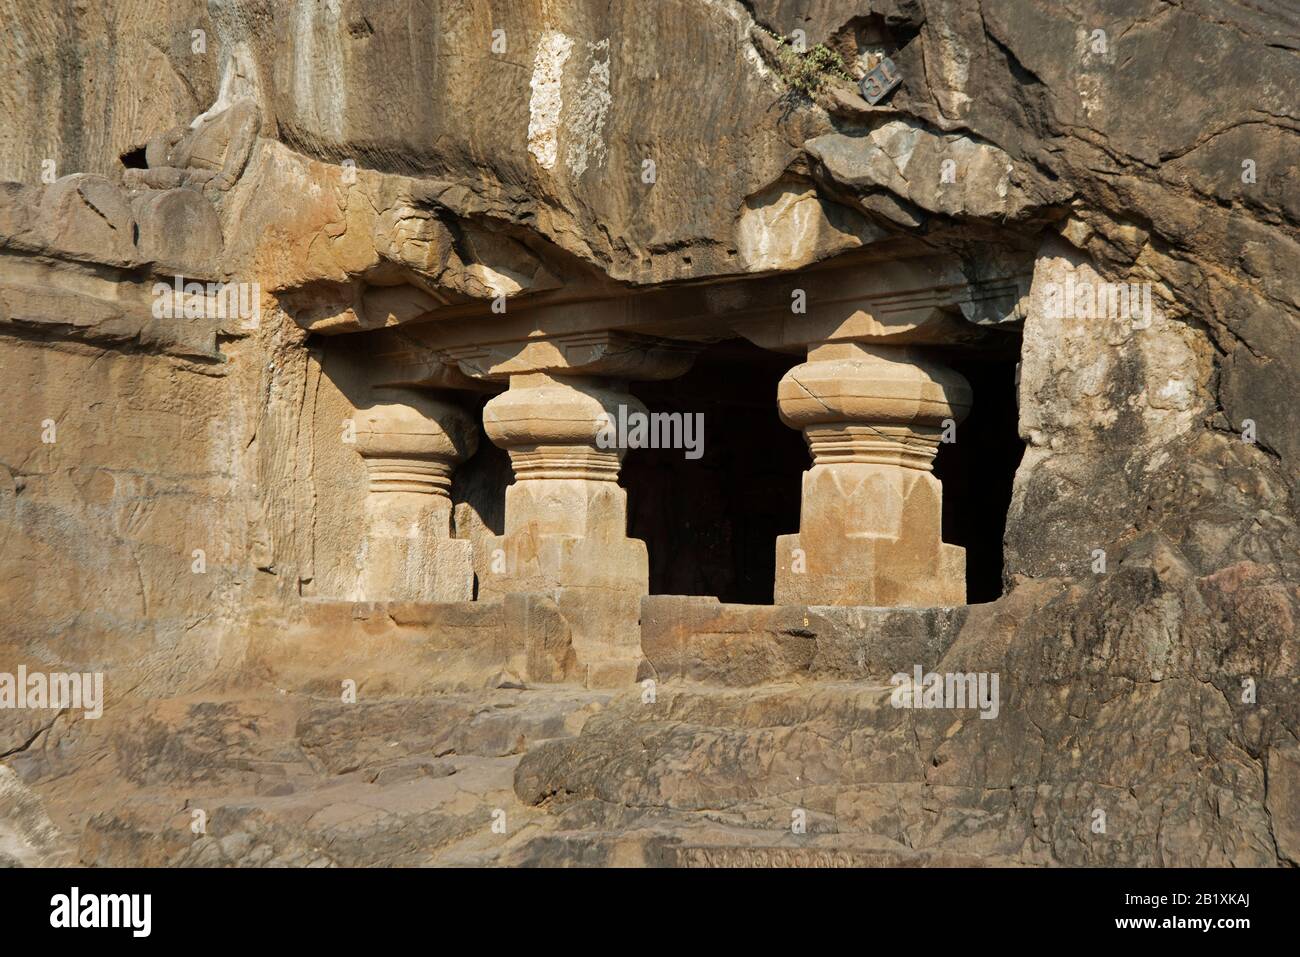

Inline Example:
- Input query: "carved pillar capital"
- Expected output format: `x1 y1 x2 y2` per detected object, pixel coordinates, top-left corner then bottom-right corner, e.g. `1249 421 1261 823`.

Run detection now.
482 372 645 484
778 342 972 471
354 390 479 494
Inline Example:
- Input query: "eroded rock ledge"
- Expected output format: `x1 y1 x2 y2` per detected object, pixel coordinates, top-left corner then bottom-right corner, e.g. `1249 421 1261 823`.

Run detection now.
0 0 1296 867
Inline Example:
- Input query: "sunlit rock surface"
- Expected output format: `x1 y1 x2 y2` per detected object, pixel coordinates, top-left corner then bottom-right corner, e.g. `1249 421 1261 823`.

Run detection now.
0 0 1296 866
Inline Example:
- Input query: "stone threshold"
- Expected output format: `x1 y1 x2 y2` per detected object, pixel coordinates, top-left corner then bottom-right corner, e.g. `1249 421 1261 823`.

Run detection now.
254 592 975 693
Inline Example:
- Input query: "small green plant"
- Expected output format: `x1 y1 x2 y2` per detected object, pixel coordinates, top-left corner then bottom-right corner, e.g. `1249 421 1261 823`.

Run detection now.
762 28 855 95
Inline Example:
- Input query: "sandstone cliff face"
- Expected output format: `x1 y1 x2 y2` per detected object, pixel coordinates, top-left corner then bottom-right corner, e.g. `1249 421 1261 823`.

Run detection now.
5 1 1294 462
0 1 1296 866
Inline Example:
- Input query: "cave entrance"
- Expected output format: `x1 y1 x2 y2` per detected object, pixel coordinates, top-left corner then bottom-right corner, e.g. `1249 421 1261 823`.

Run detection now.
625 338 1025 607
119 146 148 169
932 346 1025 604
626 339 805 604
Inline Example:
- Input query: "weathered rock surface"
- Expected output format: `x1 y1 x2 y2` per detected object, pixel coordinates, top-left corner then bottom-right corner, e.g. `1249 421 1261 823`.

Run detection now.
4 687 613 867
521 553 1297 866
1 0 1296 867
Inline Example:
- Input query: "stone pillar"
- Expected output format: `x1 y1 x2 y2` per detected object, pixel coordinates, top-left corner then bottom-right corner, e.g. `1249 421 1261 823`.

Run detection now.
775 342 972 607
480 372 649 686
353 389 478 602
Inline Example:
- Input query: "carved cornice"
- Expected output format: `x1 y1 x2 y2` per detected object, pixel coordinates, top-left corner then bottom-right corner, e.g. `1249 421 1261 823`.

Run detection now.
438 330 702 382
348 253 1028 394
724 261 1028 352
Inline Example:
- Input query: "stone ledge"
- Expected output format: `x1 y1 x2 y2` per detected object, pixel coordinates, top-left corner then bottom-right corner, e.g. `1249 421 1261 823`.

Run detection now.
639 595 968 686
256 593 579 694
259 598 509 695
500 828 998 868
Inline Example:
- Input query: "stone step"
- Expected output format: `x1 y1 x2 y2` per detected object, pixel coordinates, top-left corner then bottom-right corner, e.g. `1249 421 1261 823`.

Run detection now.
499 824 999 867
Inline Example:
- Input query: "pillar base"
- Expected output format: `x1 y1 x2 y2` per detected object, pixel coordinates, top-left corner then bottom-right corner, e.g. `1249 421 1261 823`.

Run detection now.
480 530 647 687
775 533 965 606
357 493 475 603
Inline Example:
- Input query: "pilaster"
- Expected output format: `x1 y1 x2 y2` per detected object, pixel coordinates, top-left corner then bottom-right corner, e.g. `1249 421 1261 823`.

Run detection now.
352 389 478 602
